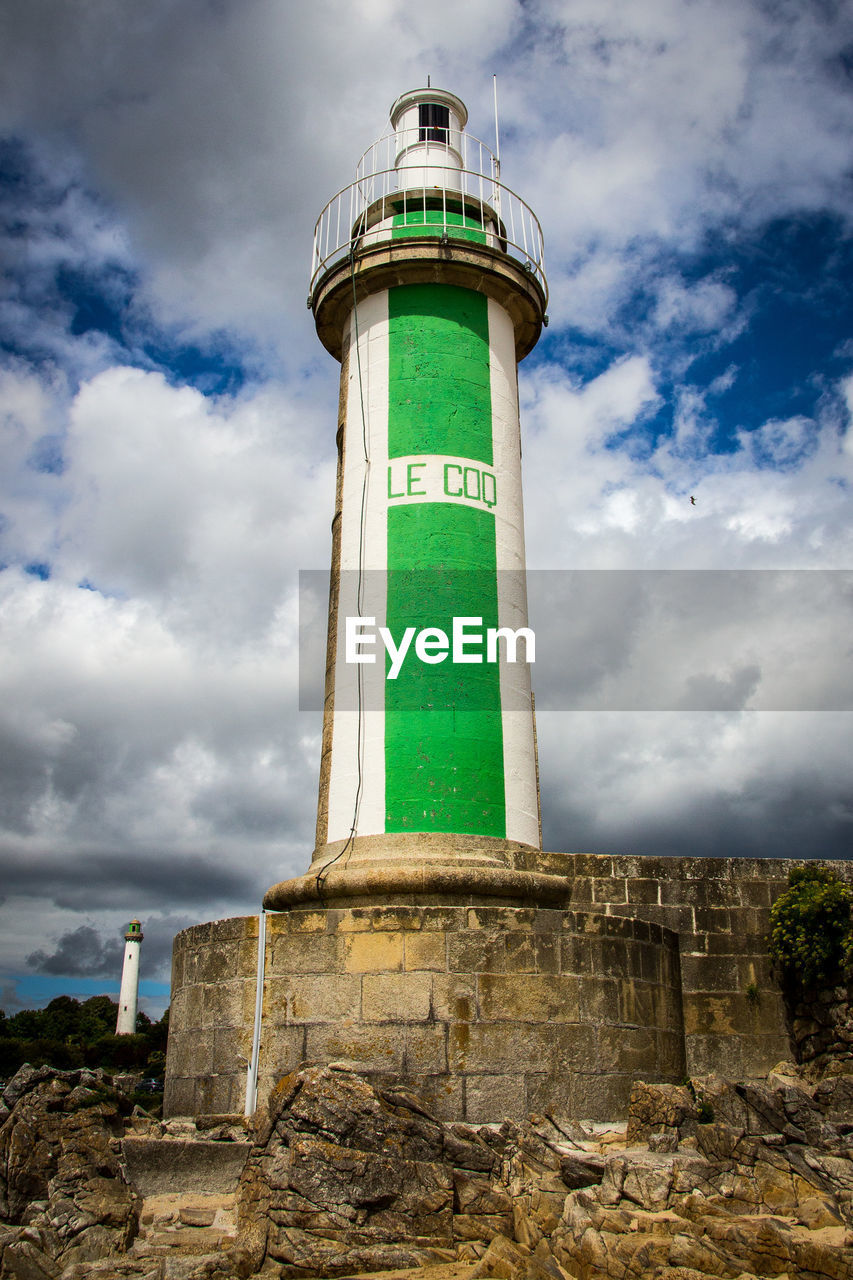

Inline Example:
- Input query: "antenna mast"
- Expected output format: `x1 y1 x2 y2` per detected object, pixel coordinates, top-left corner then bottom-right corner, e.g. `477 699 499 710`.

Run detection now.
493 74 501 182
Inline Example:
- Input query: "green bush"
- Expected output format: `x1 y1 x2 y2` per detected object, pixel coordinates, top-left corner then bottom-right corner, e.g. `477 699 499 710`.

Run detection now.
769 864 853 991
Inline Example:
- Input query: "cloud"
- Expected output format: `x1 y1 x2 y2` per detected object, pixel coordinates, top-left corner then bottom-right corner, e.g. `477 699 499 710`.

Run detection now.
741 415 819 469
510 2 853 339
1 982 27 1014
28 924 123 978
652 277 739 337
527 570 853 712
0 1 852 1004
26 913 198 987
539 709 853 862
57 366 336 623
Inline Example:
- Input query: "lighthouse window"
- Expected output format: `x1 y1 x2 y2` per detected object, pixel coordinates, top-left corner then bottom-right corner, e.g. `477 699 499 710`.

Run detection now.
419 103 449 143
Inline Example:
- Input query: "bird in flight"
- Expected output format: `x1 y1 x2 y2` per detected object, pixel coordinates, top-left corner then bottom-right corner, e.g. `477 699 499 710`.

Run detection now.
690 496 697 505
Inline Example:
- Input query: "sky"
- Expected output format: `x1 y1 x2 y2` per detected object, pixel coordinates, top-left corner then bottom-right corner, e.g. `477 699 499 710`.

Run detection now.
1 0 851 1017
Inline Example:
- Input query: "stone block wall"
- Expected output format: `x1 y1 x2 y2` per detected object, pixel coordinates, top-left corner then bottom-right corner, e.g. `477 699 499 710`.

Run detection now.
551 854 853 1082
164 855 853 1123
165 903 684 1123
165 915 258 1117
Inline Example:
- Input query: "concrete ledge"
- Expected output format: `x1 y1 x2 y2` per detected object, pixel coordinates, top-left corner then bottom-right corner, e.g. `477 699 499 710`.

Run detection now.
264 861 572 910
313 237 546 362
308 830 543 872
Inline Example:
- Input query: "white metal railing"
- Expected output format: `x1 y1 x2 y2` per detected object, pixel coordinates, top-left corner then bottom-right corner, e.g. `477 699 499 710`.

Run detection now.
309 128 547 306
356 126 496 188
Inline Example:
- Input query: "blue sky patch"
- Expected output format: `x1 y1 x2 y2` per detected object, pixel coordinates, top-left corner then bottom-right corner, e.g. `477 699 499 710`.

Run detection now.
0 137 250 397
3 972 170 1014
560 213 853 462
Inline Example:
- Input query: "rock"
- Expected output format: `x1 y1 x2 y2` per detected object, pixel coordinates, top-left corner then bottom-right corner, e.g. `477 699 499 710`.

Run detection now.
179 1208 217 1227
766 1059 806 1088
0 1067 137 1274
626 1082 698 1144
238 1067 457 1274
0 1228 62 1280
444 1128 499 1175
548 1110 853 1280
649 1131 680 1153
6 1062 853 1279
797 1194 844 1229
453 1213 514 1244
470 1234 529 1279
469 1233 563 1280
121 1138 252 1197
453 1173 514 1217
556 1152 606 1190
1 1065 56 1111
814 1074 853 1126
61 1262 163 1279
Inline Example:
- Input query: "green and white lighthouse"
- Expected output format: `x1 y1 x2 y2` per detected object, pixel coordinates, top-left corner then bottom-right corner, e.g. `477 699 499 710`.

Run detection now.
267 87 548 908
165 86 801 1128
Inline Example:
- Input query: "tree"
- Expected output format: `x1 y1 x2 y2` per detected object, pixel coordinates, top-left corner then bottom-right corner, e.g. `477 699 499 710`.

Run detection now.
0 996 170 1079
6 1009 42 1039
79 996 121 1041
41 995 83 1042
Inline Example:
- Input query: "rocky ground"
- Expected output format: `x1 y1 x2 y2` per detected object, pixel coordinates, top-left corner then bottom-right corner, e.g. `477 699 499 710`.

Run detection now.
1 1060 852 1279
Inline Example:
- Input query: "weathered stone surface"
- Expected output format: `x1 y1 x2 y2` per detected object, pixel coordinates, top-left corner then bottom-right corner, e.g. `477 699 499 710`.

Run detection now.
626 1082 699 1143
238 1067 458 1274
791 975 853 1071
814 1071 853 1125
179 1208 217 1227
0 1227 62 1280
0 1066 138 1272
167 903 686 1124
554 1154 606 1190
238 1066 853 1280
6 1060 853 1279
122 1138 252 1196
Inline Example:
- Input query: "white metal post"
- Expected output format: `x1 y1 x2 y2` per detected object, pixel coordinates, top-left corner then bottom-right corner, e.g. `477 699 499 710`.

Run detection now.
244 908 267 1118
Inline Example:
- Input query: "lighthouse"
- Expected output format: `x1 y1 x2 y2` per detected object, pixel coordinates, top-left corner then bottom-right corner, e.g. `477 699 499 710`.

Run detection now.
115 918 143 1035
166 88 766 1123
266 86 548 909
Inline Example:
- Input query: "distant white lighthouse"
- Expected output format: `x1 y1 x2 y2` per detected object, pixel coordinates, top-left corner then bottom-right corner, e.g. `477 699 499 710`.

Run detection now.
115 918 143 1035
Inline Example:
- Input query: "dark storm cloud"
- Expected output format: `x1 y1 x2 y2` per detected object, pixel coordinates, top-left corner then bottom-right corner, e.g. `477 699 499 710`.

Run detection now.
545 777 853 865
527 571 853 711
538 713 853 862
4 849 263 913
129 914 201 980
28 924 122 977
27 911 201 984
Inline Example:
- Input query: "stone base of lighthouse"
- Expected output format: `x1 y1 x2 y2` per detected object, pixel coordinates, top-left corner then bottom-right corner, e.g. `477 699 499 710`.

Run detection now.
164 896 684 1123
161 852 841 1124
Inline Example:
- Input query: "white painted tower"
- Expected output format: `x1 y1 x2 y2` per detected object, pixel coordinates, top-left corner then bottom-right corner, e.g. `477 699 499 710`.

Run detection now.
115 918 143 1035
267 87 549 909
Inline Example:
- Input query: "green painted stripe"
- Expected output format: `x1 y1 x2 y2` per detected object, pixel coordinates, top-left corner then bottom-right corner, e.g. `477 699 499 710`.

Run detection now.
384 283 505 838
392 208 486 246
385 506 505 837
387 283 493 463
